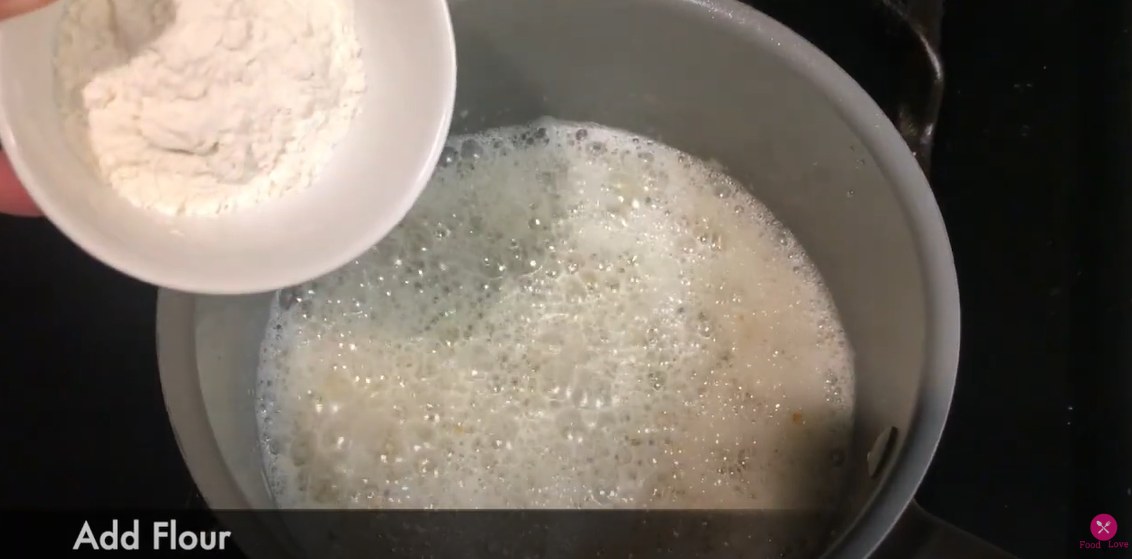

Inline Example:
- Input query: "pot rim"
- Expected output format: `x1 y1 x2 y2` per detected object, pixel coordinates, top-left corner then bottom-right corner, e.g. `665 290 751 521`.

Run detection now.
158 1 961 557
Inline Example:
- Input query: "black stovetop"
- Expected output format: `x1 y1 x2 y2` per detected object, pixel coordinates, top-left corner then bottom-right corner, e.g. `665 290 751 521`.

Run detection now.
1 1 1128 558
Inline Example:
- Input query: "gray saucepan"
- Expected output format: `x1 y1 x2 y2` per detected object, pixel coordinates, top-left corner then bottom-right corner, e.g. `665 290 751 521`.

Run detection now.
156 0 1018 557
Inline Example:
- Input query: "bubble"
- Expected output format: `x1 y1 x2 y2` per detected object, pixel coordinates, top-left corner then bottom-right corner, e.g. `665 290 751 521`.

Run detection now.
278 287 300 311
438 146 458 167
460 139 484 160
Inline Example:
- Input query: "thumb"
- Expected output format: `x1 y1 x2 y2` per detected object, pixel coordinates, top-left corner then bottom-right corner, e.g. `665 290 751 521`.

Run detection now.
0 0 55 21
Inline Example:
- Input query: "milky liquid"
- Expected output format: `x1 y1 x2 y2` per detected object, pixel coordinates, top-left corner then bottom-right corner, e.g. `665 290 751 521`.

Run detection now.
256 119 855 510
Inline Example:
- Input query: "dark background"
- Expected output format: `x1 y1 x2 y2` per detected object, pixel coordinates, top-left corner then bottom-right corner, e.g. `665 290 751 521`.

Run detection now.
0 0 1129 558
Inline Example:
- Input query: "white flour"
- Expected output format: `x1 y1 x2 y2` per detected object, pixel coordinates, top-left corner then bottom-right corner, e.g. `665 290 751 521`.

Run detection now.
53 0 366 216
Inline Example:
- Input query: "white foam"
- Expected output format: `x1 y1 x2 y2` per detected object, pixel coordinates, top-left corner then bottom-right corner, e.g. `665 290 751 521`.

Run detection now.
256 119 855 510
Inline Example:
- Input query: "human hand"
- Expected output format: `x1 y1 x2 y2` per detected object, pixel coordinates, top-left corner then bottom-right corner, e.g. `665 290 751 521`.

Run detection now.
0 0 59 217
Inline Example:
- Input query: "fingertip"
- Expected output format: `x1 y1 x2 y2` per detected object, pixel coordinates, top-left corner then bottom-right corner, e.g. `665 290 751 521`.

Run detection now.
0 155 42 217
0 0 61 217
0 0 55 21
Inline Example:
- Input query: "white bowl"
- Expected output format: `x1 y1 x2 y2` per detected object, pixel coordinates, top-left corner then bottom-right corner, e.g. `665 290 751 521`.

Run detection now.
0 0 456 295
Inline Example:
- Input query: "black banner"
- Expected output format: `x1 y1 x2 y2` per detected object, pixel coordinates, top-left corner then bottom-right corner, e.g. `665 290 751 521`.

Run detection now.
4 510 842 558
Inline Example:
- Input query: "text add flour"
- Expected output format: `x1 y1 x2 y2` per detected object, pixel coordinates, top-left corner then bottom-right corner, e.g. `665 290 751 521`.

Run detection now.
73 519 231 551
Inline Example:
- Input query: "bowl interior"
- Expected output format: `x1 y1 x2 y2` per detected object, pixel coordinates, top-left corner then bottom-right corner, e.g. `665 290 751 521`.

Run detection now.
0 0 455 294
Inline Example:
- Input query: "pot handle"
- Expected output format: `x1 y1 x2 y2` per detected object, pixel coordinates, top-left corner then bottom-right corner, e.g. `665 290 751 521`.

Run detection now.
882 0 945 174
872 3 1014 557
872 500 1019 559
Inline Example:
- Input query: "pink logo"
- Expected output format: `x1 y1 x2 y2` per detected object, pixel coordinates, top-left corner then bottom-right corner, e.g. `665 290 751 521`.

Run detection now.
1091 514 1118 541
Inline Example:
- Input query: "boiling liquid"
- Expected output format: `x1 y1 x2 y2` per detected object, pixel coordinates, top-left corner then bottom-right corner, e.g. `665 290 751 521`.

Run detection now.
256 119 855 510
